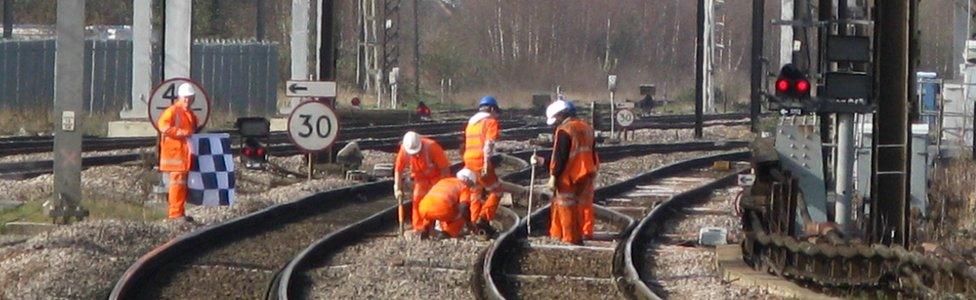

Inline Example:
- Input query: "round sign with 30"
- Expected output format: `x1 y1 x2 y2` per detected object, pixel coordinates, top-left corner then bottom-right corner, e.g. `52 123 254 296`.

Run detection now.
615 109 635 128
288 101 340 152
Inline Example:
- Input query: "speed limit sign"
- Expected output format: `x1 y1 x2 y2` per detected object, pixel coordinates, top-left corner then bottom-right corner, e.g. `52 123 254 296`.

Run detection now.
615 108 635 128
288 101 340 152
148 78 211 132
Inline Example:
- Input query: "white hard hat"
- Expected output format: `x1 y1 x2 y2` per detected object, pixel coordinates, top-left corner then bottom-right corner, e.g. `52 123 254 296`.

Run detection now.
456 168 477 184
177 83 196 97
402 131 422 155
546 100 570 125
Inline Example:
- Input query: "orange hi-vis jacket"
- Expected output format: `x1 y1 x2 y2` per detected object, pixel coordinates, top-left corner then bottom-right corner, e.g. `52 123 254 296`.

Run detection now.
550 118 598 195
463 112 500 172
420 178 472 218
158 104 198 172
394 137 451 182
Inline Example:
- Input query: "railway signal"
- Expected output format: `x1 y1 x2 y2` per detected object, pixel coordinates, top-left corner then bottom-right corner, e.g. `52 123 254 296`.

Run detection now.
774 64 811 101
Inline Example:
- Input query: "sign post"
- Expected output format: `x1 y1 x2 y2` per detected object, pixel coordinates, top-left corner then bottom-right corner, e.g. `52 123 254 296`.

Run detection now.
288 100 341 180
615 108 635 141
608 75 618 138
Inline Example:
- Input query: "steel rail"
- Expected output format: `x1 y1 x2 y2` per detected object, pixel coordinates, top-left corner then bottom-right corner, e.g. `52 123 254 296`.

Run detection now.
0 112 752 156
476 149 751 299
109 141 747 299
617 151 751 299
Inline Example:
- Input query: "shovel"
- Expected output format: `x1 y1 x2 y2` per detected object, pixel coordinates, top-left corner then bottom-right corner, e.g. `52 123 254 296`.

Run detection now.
396 193 405 239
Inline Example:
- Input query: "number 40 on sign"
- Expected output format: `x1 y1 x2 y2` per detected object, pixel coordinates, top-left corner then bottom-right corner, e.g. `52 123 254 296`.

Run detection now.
287 101 340 152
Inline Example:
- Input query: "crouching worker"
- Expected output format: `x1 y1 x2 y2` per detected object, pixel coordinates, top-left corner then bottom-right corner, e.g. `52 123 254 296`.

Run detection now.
417 169 479 238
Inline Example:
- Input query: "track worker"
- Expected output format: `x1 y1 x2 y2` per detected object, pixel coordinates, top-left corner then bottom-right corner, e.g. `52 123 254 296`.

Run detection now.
463 96 503 232
544 100 597 245
417 169 478 238
157 83 199 221
394 131 452 234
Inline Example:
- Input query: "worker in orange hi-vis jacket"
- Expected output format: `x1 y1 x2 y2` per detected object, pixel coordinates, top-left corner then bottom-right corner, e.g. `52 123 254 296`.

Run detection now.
542 100 597 245
394 131 452 235
463 96 503 234
157 83 199 222
417 169 478 238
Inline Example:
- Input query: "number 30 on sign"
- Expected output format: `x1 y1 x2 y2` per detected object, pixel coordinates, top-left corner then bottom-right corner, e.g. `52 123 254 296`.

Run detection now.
288 101 340 152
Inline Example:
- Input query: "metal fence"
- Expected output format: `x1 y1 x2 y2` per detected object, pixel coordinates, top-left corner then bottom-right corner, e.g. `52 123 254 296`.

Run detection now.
0 39 278 116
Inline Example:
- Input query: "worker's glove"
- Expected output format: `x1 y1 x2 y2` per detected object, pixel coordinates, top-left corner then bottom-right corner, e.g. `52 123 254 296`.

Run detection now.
546 176 557 193
529 155 545 166
481 167 489 177
457 204 469 221
393 183 405 199
175 129 191 138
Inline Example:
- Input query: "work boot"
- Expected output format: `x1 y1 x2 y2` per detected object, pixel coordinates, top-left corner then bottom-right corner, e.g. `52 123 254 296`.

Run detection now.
182 215 196 223
475 219 497 238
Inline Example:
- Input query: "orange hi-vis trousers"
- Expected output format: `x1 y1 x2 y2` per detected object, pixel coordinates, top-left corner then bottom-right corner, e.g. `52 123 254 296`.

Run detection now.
418 196 465 237
549 192 582 245
168 172 188 219
579 177 596 239
411 179 435 231
468 163 501 223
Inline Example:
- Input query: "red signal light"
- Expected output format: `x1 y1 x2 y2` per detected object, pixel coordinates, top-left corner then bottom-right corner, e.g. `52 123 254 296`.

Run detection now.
243 148 254 156
795 79 810 94
776 79 790 93
256 147 266 156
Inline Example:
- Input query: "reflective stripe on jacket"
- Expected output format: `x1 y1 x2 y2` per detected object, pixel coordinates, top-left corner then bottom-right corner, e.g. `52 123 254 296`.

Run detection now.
158 104 197 172
550 118 597 190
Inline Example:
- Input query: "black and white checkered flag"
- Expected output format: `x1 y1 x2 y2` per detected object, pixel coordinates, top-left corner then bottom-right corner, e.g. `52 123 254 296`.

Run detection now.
188 133 235 206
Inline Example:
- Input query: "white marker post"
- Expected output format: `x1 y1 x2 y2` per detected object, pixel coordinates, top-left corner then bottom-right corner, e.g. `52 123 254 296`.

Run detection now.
288 101 340 180
608 75 618 139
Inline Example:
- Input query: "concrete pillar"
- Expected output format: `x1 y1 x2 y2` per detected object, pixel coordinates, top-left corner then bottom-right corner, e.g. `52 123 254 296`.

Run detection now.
120 0 153 119
285 0 311 114
164 0 192 79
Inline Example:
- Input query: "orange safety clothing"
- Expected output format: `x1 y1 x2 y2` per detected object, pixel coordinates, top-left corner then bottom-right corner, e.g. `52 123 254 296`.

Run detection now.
168 172 188 219
158 103 198 172
463 113 503 223
466 163 502 222
463 113 500 172
549 192 583 244
419 178 472 237
550 118 597 193
394 137 451 182
394 137 451 231
548 117 597 244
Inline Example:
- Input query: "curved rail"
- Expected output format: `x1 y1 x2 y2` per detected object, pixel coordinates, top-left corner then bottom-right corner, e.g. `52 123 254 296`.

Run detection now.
110 141 748 299
477 149 751 299
617 151 750 299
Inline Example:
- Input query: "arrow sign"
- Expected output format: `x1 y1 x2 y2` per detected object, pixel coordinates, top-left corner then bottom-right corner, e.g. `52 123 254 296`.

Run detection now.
286 80 337 98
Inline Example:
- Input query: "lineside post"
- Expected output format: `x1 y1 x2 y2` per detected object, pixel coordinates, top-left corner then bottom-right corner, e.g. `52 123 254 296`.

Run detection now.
51 0 88 224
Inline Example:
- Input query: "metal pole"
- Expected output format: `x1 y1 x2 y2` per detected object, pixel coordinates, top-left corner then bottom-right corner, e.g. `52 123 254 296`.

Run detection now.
256 0 266 41
780 0 794 67
52 0 87 224
695 0 705 139
749 0 765 132
871 0 915 247
610 91 616 138
2 0 12 39
318 0 336 82
412 0 420 97
834 0 854 230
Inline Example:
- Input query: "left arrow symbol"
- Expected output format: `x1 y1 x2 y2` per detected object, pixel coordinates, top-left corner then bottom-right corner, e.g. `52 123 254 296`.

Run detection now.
289 83 308 93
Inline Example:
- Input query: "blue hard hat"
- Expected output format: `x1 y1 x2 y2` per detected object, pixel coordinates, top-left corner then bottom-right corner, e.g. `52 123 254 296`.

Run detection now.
478 96 499 108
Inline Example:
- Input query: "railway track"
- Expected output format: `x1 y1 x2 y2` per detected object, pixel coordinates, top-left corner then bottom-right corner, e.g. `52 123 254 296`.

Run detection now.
479 151 750 299
110 141 747 299
617 151 750 299
0 113 750 156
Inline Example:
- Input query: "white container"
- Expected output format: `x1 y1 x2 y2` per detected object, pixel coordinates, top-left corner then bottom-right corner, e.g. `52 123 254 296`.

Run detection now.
698 227 728 246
